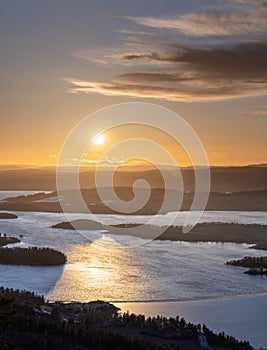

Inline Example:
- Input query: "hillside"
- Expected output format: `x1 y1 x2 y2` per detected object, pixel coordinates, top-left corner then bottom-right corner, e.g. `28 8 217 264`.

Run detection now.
0 165 267 192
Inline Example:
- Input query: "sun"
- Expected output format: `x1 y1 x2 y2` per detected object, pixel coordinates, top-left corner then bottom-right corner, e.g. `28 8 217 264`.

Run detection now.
93 133 104 145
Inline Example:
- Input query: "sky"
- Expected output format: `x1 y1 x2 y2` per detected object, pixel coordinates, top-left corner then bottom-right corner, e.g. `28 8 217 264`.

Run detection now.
0 0 267 167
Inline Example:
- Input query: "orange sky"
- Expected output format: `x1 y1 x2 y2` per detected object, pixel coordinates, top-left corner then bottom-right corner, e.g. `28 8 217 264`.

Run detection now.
1 1 267 167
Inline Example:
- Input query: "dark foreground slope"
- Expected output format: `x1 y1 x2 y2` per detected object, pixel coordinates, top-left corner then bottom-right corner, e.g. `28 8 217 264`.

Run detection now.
0 287 253 350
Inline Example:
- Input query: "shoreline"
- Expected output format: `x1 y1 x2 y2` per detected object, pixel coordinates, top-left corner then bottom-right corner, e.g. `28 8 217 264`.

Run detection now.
1 209 267 244
50 218 267 244
111 290 267 304
114 293 267 348
1 188 267 213
0 286 258 349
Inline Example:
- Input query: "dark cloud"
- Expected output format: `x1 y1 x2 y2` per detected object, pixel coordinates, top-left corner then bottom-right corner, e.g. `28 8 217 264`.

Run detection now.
68 40 267 102
68 1 267 103
175 42 267 79
122 52 176 61
121 41 267 79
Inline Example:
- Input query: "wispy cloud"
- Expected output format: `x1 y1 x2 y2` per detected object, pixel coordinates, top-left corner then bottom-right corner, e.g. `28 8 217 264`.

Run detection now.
67 40 267 102
114 28 155 36
67 78 267 102
49 154 57 159
81 158 124 166
67 2 267 102
78 157 149 167
248 110 267 116
233 0 267 4
127 7 267 37
127 42 267 79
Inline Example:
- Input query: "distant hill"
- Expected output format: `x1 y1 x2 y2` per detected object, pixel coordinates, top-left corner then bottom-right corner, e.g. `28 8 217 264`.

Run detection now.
0 165 267 192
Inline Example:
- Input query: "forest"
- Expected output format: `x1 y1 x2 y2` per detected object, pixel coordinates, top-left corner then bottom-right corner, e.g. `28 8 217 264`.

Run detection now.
226 256 267 268
0 287 253 350
0 247 66 266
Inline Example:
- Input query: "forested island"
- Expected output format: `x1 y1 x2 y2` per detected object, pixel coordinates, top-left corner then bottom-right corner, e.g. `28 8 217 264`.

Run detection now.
226 256 267 268
52 219 105 230
0 247 66 266
0 235 20 247
108 223 267 244
0 212 17 219
0 287 253 350
226 256 267 276
244 268 267 276
50 220 267 244
249 242 267 250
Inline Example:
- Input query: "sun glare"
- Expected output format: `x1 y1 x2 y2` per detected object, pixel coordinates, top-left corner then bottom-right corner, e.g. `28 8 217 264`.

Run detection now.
93 133 104 145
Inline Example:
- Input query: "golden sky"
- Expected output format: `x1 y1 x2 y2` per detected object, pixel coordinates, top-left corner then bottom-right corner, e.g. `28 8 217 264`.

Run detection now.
1 1 267 167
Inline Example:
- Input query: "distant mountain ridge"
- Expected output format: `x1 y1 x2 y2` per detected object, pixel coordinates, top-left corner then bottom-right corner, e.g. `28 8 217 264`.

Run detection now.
0 165 267 192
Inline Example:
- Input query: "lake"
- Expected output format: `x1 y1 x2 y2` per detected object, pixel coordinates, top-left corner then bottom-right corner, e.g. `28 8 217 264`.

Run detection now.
0 206 266 347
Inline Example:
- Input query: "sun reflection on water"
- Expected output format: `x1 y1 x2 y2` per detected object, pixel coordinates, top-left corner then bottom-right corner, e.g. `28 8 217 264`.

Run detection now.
47 236 148 302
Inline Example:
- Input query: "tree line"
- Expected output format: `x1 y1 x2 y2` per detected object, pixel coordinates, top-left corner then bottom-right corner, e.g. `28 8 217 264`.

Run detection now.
0 247 66 265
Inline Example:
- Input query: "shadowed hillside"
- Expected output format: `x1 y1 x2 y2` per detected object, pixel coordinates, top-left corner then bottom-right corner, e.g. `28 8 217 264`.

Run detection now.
0 165 267 192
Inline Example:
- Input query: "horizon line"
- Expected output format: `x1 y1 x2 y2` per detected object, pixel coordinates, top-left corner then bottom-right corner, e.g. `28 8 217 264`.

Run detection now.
0 162 267 170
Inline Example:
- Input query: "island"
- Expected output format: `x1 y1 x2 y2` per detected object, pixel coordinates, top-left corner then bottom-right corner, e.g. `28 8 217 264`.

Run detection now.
0 247 66 266
51 221 267 244
226 256 267 268
244 268 267 275
249 242 267 250
0 212 17 219
52 218 105 230
108 223 267 244
226 256 267 276
0 235 20 247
